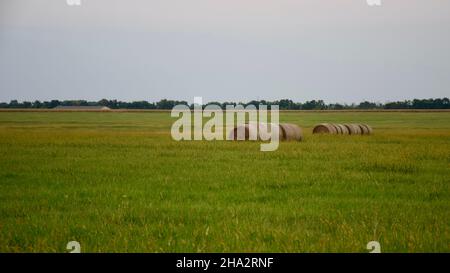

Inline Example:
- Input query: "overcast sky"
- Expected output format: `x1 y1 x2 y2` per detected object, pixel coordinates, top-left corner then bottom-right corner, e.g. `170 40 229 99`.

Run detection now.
0 0 449 103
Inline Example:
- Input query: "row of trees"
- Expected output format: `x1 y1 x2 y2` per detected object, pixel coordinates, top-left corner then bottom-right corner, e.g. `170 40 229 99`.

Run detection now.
0 98 449 110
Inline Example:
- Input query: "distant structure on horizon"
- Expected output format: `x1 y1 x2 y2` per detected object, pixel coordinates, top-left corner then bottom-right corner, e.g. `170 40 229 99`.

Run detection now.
53 105 111 111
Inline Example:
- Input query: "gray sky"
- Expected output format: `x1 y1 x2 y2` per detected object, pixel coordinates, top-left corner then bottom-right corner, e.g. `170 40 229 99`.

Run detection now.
0 0 449 103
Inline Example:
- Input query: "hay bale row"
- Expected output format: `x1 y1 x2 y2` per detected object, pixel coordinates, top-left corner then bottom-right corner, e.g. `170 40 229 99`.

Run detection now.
312 123 373 135
229 123 303 141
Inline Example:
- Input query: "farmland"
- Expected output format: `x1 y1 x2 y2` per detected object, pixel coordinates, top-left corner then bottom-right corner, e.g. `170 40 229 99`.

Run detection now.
0 111 449 252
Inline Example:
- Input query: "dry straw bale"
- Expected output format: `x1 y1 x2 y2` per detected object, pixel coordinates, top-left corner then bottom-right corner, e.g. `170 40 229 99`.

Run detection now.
351 123 362 135
344 124 361 135
279 123 303 141
351 123 362 134
229 125 247 140
358 124 370 135
313 123 372 136
312 123 338 134
336 124 349 135
254 122 282 141
360 124 373 134
229 122 303 141
229 124 258 140
332 124 343 134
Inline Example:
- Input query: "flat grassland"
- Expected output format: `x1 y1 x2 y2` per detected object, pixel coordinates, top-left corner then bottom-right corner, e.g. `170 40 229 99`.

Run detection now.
0 111 449 252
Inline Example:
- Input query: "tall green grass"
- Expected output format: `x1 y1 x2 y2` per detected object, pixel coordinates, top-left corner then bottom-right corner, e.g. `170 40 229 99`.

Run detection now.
0 112 449 252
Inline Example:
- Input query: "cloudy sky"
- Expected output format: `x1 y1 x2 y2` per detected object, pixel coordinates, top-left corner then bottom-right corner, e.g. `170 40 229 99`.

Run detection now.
0 0 449 103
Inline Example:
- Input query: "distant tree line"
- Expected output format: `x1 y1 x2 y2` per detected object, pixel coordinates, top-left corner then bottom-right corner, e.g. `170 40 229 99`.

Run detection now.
0 98 449 110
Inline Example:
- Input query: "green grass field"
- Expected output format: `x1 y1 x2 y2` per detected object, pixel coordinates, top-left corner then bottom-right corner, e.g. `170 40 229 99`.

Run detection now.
0 111 449 252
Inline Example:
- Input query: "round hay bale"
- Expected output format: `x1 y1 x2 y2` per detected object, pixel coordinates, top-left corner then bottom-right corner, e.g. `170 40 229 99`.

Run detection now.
361 124 373 134
229 124 258 140
331 124 343 134
352 123 362 135
336 124 349 135
229 125 249 140
312 123 337 134
279 123 303 141
358 124 370 135
255 122 283 141
344 124 361 135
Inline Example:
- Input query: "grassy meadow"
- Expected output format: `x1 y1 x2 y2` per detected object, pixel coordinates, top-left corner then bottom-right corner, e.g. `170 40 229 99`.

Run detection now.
0 111 449 252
